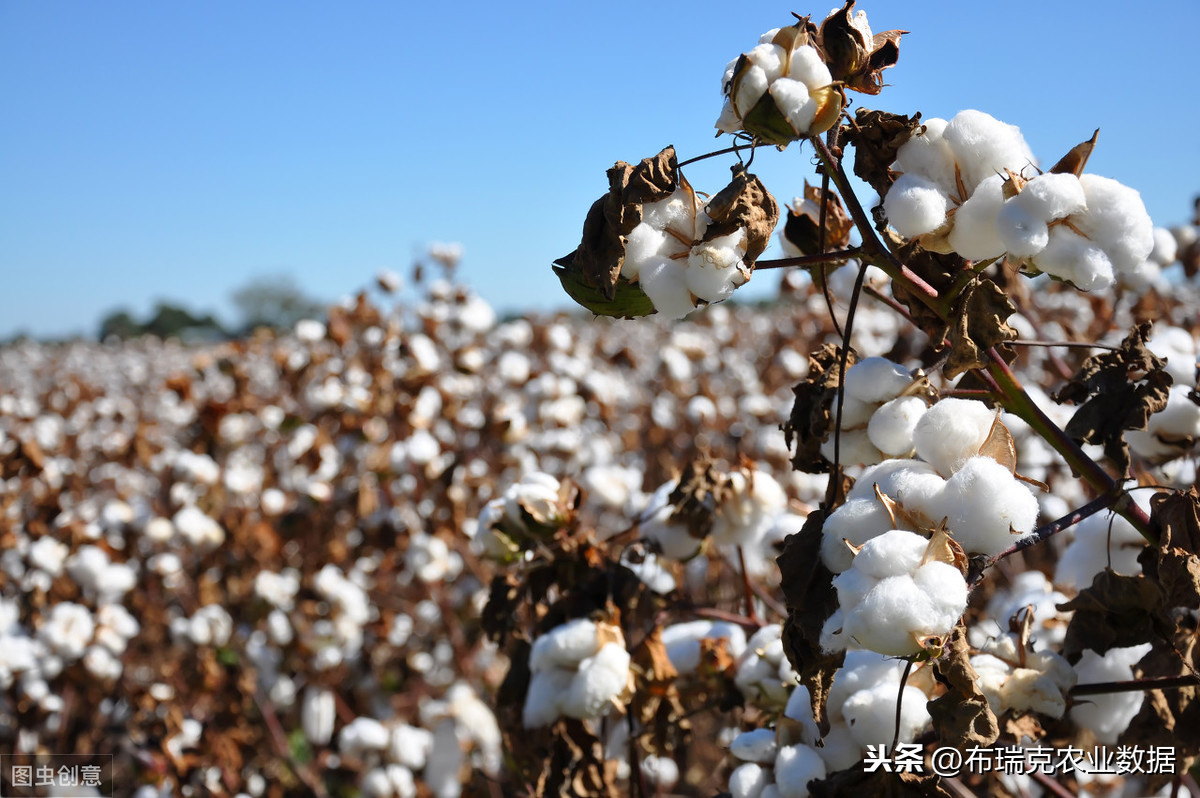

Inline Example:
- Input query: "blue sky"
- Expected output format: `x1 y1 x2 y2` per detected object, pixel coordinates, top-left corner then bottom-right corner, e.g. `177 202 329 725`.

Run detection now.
2 1 1198 339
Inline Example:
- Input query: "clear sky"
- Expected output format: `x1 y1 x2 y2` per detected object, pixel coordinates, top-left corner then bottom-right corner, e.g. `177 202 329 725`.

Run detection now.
3 1 1198 339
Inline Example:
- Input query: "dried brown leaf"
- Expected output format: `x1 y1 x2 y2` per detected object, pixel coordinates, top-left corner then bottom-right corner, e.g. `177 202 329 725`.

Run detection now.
928 624 1000 749
841 108 922 201
1057 571 1165 662
702 164 779 266
943 278 1019 379
1053 322 1172 474
782 344 858 474
782 181 855 256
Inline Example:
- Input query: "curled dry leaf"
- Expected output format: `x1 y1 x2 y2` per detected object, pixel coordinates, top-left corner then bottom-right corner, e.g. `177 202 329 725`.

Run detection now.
702 164 780 267
782 181 855 256
841 108 923 203
927 624 1000 749
1053 322 1172 475
818 1 906 95
1057 570 1165 663
943 278 1019 379
782 344 859 474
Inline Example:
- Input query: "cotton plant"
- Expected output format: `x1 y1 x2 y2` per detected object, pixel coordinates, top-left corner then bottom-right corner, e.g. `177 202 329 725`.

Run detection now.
522 618 632 728
882 110 1155 291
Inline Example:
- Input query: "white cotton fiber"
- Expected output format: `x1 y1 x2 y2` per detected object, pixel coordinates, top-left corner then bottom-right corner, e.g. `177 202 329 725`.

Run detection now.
913 398 997 476
734 64 770 117
1075 174 1155 275
748 43 786 81
842 682 931 747
884 173 951 238
787 45 832 91
529 618 599 672
660 620 748 674
1034 227 1115 291
562 642 630 719
1150 226 1179 266
639 257 695 319
849 458 940 502
912 561 969 628
522 667 572 728
819 498 892 573
769 78 817 135
729 762 770 798
846 529 928 579
936 457 1038 555
943 110 1035 194
623 224 667 280
948 174 1007 260
820 428 882 467
1069 644 1152 744
784 685 820 744
867 395 926 456
1014 173 1087 222
640 189 697 234
1053 509 1146 591
774 744 827 798
995 201 1050 258
842 575 938 655
834 394 877 429
830 564 876 609
843 357 912 404
893 118 955 193
730 728 778 763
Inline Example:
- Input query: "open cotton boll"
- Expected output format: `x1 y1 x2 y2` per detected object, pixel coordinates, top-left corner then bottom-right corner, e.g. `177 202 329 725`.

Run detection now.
1150 227 1179 266
912 562 970 629
1074 174 1154 276
711 469 788 547
735 624 798 706
937 457 1038 555
845 529 928 580
948 174 1008 260
730 728 779 763
768 78 817 135
786 45 832 91
819 497 892 573
734 64 771 117
843 357 912 404
641 189 701 235
943 110 1035 195
784 685 820 745
774 744 826 798
833 394 877 429
1069 644 1153 744
1014 173 1087 222
716 99 742 134
523 668 572 729
1053 508 1147 591
867 395 926 456
841 681 931 748
747 42 786 81
840 575 940 655
639 482 704 561
1147 326 1197 386
893 118 955 193
995 202 1050 258
529 618 599 672
660 620 748 674
729 762 770 798
913 398 997 476
819 428 881 467
849 458 941 502
640 258 696 319
884 173 952 238
622 224 668 281
562 642 630 719
1034 226 1115 291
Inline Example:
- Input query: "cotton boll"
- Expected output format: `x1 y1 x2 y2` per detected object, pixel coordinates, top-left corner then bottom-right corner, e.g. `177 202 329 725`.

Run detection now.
774 744 826 798
847 529 929 580
830 565 876 609
661 620 747 674
561 642 630 720
820 608 847 653
642 755 679 790
995 201 1050 258
843 358 912 404
784 685 820 745
768 78 817 136
842 682 931 747
1075 174 1154 276
734 64 771 117
867 395 926 456
529 618 600 672
622 224 667 280
1150 227 1179 266
711 469 788 547
820 498 892 573
641 190 700 241
884 173 952 238
834 394 877 429
1053 508 1147 591
937 458 1038 555
826 650 908 718
747 43 786 81
819 428 881 467
842 576 943 655
640 257 696 319
522 667 571 728
1015 173 1087 222
729 762 770 798
948 174 1008 260
1070 644 1153 744
730 728 778 763
1034 227 1115 291
913 398 997 476
340 717 391 757
786 45 832 92
849 459 941 502
892 118 955 193
716 99 742 134
943 110 1035 194
911 562 969 630
814 723 861 772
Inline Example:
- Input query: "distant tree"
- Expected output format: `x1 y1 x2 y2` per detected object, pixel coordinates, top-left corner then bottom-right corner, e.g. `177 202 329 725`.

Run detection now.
97 309 141 341
230 275 326 333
